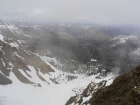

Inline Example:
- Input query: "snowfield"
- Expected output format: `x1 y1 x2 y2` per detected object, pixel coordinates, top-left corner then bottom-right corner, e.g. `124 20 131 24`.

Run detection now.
0 69 115 105
0 21 118 105
0 40 115 105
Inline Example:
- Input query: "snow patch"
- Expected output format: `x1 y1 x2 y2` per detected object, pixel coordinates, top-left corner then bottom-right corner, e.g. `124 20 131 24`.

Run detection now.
13 52 25 61
91 58 97 62
0 46 3 51
1 58 6 67
27 65 49 86
0 34 4 42
9 42 19 48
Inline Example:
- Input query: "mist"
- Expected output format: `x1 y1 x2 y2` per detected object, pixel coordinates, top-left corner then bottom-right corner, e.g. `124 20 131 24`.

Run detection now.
0 0 140 26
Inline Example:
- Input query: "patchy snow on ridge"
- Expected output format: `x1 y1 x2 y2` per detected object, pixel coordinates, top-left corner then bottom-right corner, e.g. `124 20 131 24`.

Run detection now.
0 34 20 48
130 48 140 56
9 42 19 48
0 34 4 42
1 58 6 67
110 35 139 47
13 52 24 61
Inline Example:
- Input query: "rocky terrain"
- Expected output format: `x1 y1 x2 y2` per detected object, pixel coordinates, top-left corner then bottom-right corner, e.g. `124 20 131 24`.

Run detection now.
66 66 140 105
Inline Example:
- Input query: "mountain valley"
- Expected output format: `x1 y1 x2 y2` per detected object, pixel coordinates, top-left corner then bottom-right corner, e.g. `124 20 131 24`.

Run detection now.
0 19 140 105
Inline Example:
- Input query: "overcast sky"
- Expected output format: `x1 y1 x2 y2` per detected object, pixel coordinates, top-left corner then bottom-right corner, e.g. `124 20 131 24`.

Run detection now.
0 0 140 26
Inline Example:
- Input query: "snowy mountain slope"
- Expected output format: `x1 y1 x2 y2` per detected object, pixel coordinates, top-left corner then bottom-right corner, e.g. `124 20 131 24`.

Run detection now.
0 35 115 105
0 20 117 105
0 20 139 82
0 19 102 86
66 80 107 105
0 71 115 105
0 30 115 105
36 51 100 75
110 35 140 47
87 66 140 105
1 19 140 105
95 34 140 74
0 19 34 45
0 33 56 85
13 20 140 74
1 20 106 84
0 31 82 86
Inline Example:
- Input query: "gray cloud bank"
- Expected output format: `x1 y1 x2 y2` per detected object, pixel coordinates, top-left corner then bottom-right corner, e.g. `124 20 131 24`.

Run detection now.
0 0 140 26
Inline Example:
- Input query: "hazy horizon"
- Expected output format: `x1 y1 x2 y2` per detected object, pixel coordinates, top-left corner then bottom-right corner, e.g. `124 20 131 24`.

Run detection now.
0 0 140 26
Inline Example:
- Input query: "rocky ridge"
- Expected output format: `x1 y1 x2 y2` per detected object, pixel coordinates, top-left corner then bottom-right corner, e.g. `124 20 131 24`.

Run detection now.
66 66 140 105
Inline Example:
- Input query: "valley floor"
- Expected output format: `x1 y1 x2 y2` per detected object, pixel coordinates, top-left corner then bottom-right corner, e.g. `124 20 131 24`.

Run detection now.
0 72 114 105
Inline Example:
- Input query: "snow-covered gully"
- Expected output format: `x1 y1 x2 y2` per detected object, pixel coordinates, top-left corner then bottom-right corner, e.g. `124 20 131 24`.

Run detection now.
0 68 114 105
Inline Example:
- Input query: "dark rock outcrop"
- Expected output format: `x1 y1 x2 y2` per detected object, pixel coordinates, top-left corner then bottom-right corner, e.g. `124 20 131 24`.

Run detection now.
65 80 107 105
89 66 140 105
66 66 140 105
0 73 12 85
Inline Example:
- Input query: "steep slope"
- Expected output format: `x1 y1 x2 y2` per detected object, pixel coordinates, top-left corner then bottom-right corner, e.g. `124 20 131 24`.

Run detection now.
0 19 140 105
0 20 100 86
0 20 57 86
0 70 114 105
1 20 140 85
12 21 140 74
0 33 55 85
110 35 140 47
65 80 108 105
0 19 113 86
89 65 140 105
68 66 140 105
95 35 140 74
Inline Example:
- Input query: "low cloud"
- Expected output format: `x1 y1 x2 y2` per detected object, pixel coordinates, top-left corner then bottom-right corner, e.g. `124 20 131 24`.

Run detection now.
0 0 140 26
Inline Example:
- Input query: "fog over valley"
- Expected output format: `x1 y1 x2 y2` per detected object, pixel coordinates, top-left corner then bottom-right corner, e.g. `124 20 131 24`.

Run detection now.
0 1 140 105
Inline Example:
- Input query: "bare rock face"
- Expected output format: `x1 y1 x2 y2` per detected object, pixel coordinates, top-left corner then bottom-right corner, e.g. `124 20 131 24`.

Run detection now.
0 73 12 85
88 66 140 105
65 80 107 105
0 36 54 85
